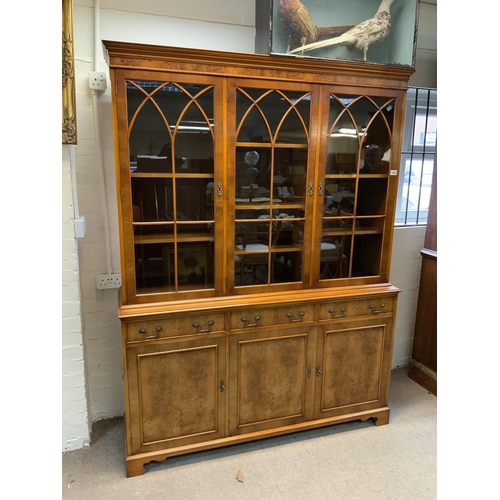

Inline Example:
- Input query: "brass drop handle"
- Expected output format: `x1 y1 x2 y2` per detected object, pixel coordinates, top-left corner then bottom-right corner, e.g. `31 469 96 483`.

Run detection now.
286 311 305 323
138 325 162 339
328 306 346 318
369 302 386 314
192 320 215 333
241 315 261 327
316 366 322 377
219 379 225 392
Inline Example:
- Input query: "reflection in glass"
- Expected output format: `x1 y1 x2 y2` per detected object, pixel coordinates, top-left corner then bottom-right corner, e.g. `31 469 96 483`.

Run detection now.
355 178 387 217
176 178 215 221
173 243 214 291
351 234 382 277
235 147 308 206
135 243 175 293
132 178 173 222
319 235 351 280
234 217 303 286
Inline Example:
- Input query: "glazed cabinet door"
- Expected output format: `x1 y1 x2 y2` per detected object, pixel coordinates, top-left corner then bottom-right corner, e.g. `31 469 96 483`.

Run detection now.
228 327 316 435
113 70 225 304
313 87 405 287
126 335 226 455
227 79 320 293
314 317 394 420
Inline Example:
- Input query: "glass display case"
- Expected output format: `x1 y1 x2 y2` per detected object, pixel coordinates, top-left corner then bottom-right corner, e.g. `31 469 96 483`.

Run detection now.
256 0 420 67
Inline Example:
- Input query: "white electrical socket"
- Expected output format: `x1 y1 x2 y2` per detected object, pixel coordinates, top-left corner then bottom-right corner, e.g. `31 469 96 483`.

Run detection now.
96 274 122 289
89 71 107 91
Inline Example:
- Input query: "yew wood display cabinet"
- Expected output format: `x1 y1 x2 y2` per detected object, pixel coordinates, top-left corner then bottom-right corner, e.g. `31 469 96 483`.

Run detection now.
103 40 414 477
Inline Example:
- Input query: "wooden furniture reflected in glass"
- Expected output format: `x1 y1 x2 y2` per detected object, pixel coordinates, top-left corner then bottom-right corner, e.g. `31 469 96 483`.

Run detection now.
105 41 413 477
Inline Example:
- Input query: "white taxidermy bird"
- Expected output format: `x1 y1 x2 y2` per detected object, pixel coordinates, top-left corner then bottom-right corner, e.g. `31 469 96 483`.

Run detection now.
289 0 394 61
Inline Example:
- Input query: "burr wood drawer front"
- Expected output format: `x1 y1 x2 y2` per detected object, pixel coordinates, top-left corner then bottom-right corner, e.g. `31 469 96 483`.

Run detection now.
229 303 315 331
318 297 395 321
126 313 226 342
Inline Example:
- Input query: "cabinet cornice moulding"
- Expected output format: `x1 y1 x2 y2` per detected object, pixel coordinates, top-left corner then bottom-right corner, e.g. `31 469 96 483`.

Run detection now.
103 40 414 90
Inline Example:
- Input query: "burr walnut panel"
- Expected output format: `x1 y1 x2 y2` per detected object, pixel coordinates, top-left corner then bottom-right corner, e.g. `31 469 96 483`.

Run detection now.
229 327 316 435
126 336 226 454
321 326 384 408
314 318 394 420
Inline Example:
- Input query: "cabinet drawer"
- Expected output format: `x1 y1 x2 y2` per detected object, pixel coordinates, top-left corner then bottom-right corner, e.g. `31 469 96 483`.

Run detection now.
229 304 314 331
318 297 394 321
126 313 226 342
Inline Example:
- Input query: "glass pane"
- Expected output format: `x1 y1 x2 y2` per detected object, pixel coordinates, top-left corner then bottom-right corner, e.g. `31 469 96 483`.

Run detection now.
234 221 271 286
135 239 215 293
324 179 355 216
398 153 434 224
176 178 215 221
274 148 308 199
319 235 351 280
351 234 382 277
172 86 214 174
236 147 309 207
236 89 310 143
132 178 173 222
271 216 303 283
355 178 388 216
135 243 175 293
174 243 214 291
236 147 272 202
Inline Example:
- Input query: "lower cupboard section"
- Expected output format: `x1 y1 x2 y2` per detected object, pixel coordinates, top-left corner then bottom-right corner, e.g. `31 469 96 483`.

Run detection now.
123 311 396 477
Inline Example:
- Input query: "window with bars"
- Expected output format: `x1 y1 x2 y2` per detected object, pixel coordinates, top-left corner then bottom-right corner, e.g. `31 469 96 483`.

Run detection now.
395 87 437 226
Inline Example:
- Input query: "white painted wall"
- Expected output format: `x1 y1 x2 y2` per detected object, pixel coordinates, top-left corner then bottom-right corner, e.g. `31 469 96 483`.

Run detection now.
62 146 91 451
62 0 436 451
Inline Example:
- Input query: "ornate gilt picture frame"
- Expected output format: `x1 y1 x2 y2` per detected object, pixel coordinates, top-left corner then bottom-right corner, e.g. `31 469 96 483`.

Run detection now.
62 0 77 144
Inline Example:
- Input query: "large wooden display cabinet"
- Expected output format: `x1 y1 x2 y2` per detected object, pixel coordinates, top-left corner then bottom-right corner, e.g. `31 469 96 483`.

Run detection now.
103 40 413 477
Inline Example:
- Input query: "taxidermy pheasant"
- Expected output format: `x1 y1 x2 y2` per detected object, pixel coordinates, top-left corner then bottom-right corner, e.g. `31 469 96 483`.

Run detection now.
289 0 394 61
278 0 354 53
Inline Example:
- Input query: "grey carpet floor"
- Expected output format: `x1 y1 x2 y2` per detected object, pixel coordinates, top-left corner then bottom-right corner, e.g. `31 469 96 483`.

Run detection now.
62 367 436 499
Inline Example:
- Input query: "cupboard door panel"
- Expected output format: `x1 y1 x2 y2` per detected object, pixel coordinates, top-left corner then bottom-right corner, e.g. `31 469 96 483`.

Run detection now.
229 327 315 435
126 336 226 454
314 318 393 419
